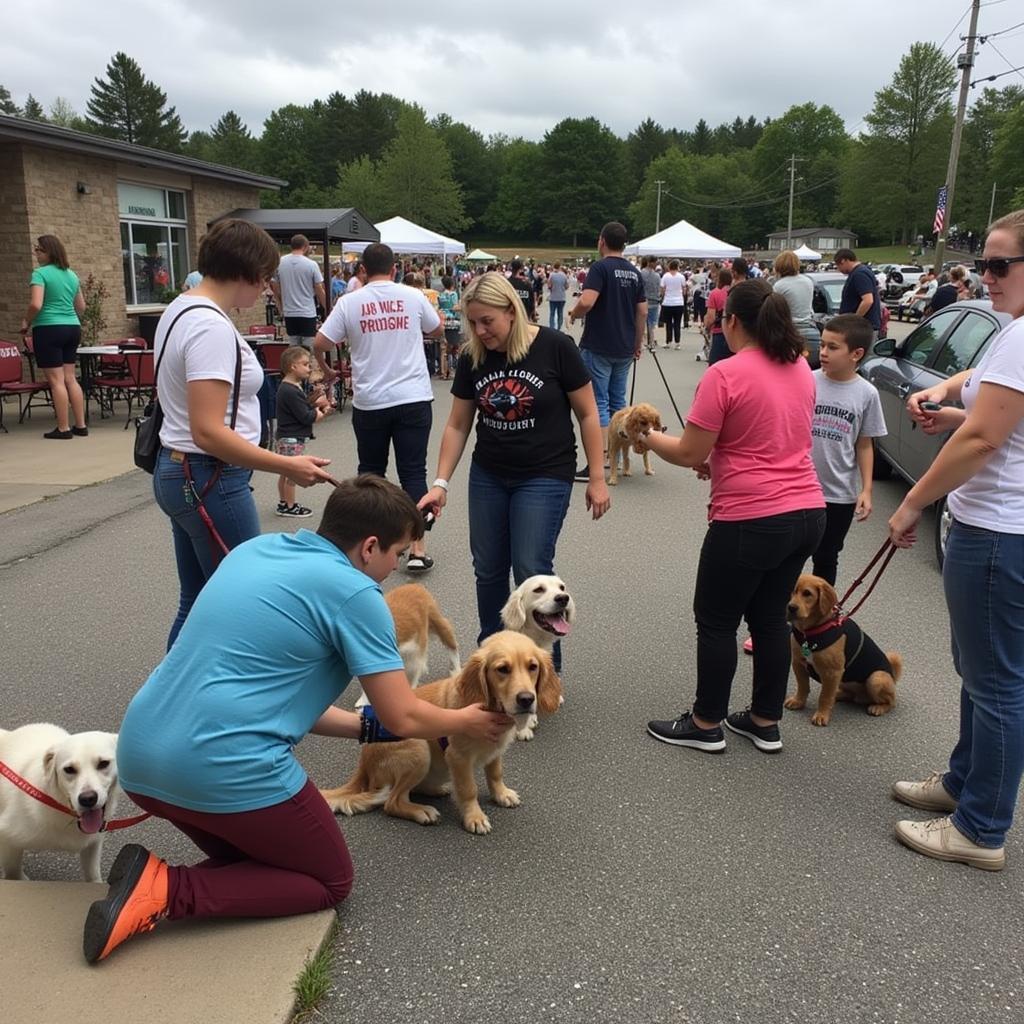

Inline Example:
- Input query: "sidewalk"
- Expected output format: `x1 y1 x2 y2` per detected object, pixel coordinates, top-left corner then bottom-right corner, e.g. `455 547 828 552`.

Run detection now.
0 880 334 1024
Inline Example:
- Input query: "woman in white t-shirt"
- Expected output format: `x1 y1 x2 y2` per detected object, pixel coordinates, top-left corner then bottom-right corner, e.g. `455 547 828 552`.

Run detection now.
889 208 1024 871
660 260 686 349
153 219 334 648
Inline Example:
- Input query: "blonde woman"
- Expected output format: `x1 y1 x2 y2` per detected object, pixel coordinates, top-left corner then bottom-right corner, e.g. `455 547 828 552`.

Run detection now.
419 272 608 671
772 249 820 368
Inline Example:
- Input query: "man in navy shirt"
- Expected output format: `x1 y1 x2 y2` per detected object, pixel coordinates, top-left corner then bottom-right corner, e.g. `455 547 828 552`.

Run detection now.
567 222 647 482
835 248 882 337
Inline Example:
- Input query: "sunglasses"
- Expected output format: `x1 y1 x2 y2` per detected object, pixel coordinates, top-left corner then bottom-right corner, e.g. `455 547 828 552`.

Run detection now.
975 256 1024 278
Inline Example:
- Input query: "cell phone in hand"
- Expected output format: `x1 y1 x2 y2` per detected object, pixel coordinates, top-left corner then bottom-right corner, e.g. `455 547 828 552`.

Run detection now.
422 506 437 530
919 401 942 413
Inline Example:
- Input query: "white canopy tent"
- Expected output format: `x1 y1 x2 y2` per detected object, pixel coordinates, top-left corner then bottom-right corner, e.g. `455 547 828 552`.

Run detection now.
794 243 822 261
343 215 465 259
465 248 498 262
624 218 741 259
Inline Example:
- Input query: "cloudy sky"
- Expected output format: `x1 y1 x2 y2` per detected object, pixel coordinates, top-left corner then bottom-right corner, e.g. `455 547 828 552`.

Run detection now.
4 0 1021 140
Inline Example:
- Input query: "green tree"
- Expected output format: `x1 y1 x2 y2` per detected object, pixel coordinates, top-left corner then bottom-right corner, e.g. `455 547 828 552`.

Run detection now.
376 107 467 233
432 114 497 229
336 154 386 220
538 117 629 245
0 84 20 115
85 52 187 151
348 90 407 163
484 140 545 237
625 117 670 192
49 97 83 128
992 101 1024 219
690 118 712 155
206 110 257 169
846 42 956 242
258 104 317 195
22 94 45 120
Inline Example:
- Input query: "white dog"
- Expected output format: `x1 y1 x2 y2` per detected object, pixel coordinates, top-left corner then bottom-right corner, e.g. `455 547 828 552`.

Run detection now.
0 723 120 882
500 574 575 740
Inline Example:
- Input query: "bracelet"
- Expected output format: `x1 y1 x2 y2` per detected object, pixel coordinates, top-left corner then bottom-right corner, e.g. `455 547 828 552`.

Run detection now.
432 477 449 491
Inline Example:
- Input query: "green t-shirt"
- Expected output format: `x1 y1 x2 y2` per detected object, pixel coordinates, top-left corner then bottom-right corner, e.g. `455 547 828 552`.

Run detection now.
30 264 81 327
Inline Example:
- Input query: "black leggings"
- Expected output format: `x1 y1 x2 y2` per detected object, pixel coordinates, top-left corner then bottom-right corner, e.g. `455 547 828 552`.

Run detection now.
811 502 856 586
663 306 684 344
32 323 81 368
692 509 826 722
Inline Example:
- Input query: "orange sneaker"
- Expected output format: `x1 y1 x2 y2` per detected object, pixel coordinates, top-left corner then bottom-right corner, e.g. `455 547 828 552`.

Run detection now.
83 843 169 963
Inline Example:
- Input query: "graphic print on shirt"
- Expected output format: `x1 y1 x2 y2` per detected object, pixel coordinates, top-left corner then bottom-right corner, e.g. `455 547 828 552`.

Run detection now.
359 297 410 333
476 368 544 432
812 402 856 444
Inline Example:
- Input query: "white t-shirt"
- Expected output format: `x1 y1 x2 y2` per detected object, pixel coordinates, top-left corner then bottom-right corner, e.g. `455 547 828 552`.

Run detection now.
948 317 1024 533
274 253 323 317
319 280 440 411
346 276 363 293
661 272 686 307
155 297 264 453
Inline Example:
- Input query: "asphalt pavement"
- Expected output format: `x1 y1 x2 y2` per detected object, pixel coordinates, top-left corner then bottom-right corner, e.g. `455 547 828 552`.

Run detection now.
2 315 1020 1024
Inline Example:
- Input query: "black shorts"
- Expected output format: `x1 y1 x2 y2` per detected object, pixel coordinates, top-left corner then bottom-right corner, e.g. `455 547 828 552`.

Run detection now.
284 316 318 340
32 324 81 368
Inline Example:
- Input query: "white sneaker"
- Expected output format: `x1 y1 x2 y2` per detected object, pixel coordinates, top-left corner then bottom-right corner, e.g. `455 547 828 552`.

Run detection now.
894 816 1005 871
891 771 957 812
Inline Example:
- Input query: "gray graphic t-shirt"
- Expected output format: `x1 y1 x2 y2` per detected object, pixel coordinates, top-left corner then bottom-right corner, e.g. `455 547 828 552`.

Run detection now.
811 371 887 503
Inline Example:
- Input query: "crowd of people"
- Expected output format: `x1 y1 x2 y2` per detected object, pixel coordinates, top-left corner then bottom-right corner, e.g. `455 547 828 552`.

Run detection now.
13 209 1024 961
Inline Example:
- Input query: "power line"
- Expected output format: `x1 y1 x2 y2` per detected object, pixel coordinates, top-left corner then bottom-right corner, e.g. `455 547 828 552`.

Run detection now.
987 40 1024 83
980 18 1024 39
939 3 973 49
661 172 842 212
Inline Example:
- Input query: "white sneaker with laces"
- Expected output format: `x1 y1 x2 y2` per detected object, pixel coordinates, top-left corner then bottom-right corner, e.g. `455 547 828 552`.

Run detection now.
891 771 957 812
894 816 1004 871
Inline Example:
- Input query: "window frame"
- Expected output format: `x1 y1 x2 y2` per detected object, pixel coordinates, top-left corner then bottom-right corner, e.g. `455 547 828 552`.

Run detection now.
118 183 189 307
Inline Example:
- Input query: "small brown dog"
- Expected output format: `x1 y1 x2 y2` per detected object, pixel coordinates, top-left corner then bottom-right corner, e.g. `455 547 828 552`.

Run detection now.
607 403 664 485
784 573 901 726
321 632 561 834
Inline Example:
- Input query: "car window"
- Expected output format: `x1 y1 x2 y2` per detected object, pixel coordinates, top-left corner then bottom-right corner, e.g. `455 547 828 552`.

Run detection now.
812 287 828 314
930 313 998 377
902 309 962 366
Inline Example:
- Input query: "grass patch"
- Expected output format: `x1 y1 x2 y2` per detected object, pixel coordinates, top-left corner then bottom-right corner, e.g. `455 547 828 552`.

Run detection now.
292 918 338 1020
857 245 974 267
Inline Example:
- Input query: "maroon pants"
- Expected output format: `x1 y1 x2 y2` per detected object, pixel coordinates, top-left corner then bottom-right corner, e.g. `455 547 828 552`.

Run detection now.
127 779 353 920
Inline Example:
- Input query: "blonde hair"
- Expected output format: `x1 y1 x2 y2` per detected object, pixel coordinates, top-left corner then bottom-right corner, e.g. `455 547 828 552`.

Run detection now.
989 209 1024 252
280 345 311 377
773 250 800 277
460 272 533 370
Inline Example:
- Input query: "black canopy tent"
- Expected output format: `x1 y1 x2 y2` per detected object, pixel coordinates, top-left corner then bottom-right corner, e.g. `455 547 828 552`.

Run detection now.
213 208 380 307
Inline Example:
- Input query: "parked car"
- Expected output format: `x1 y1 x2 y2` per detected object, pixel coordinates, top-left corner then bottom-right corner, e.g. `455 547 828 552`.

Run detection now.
807 271 846 330
858 299 1012 567
881 265 926 302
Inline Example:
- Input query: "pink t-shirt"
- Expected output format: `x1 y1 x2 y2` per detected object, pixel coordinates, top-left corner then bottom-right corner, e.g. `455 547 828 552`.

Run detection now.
706 286 729 333
687 348 824 522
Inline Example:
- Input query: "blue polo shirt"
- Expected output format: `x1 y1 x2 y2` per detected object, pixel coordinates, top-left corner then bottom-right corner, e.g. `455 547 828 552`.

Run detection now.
840 263 881 329
579 256 645 358
117 530 404 812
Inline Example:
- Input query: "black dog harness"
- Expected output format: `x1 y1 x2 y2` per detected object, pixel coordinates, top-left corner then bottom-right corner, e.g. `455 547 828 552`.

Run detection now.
792 616 893 684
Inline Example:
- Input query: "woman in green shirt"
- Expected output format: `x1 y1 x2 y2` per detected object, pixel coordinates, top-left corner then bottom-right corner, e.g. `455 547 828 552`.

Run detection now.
21 234 88 439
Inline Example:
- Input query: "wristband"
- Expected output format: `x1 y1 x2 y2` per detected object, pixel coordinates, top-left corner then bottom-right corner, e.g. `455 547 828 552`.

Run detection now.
432 477 449 492
359 706 403 744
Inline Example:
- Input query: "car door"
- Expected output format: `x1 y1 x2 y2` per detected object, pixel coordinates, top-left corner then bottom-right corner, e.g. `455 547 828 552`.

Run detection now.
866 308 962 478
898 310 1000 481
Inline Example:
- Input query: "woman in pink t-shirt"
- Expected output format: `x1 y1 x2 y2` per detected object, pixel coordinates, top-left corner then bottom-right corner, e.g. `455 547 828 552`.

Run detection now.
704 266 732 365
642 279 826 754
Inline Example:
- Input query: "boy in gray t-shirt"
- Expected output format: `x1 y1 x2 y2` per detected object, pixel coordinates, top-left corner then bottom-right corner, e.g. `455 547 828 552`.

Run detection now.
809 315 887 585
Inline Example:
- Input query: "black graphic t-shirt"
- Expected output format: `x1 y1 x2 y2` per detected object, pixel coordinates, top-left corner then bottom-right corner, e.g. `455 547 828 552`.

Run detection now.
451 327 591 481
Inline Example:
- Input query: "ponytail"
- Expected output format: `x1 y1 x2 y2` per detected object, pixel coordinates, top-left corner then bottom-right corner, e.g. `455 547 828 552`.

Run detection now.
725 279 803 364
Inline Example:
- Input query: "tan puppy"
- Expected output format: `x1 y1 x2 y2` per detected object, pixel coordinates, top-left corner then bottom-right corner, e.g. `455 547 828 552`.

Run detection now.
321 632 561 834
784 574 901 726
607 403 664 485
354 584 461 708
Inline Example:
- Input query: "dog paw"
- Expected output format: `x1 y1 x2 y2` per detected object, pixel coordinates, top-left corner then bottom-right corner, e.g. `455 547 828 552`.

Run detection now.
810 712 832 726
412 805 441 825
515 725 535 741
326 798 356 816
463 810 492 834
644 468 654 476
867 704 890 716
783 697 806 710
492 787 521 808
622 468 632 477
608 478 618 486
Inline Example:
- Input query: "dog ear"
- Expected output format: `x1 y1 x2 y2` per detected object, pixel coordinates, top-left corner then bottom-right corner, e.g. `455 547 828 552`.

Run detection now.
816 580 838 619
535 651 563 716
456 650 489 707
500 588 527 632
42 747 58 782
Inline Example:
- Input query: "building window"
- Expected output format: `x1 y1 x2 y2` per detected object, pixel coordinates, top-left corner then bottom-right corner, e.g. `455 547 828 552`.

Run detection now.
118 183 188 305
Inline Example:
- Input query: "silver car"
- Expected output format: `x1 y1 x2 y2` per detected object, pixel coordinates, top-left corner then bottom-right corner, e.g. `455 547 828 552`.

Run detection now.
859 300 1011 567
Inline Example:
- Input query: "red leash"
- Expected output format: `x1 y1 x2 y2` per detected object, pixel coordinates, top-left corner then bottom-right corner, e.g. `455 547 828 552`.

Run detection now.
0 760 151 833
837 539 898 619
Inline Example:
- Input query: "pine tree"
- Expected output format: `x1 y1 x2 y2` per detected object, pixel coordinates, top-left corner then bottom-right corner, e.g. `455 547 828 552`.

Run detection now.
49 97 82 128
86 52 187 151
22 94 45 120
0 85 21 116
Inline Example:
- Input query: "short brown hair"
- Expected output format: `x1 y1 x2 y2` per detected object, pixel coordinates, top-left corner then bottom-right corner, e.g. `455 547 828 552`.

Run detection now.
35 234 70 270
600 221 628 252
989 208 1024 252
317 475 424 551
773 250 800 277
198 219 280 284
834 248 856 263
279 345 311 377
290 234 309 250
717 267 733 288
822 313 873 356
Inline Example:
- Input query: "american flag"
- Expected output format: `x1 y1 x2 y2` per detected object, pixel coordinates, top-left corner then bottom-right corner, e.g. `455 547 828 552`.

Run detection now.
933 185 948 234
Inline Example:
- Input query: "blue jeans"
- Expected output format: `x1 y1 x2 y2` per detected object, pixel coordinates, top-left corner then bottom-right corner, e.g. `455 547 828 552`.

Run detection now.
548 301 565 331
580 349 633 428
153 449 259 649
708 333 732 364
351 401 432 503
468 462 572 671
942 520 1024 848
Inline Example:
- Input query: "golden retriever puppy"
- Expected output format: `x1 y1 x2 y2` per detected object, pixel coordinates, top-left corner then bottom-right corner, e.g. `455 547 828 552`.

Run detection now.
321 632 561 834
0 723 120 882
784 574 901 726
500 574 575 740
607 403 664 485
354 583 461 709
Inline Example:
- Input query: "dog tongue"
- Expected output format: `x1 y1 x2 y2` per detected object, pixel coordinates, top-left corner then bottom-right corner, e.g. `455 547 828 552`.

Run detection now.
78 809 105 834
539 612 571 637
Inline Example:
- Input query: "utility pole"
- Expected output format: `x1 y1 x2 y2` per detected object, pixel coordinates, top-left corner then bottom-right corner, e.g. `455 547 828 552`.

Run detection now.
655 180 665 233
786 155 796 250
934 0 981 270
988 180 997 227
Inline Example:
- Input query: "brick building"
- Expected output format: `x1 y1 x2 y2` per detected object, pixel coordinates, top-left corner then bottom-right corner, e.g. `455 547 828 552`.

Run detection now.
0 114 285 341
